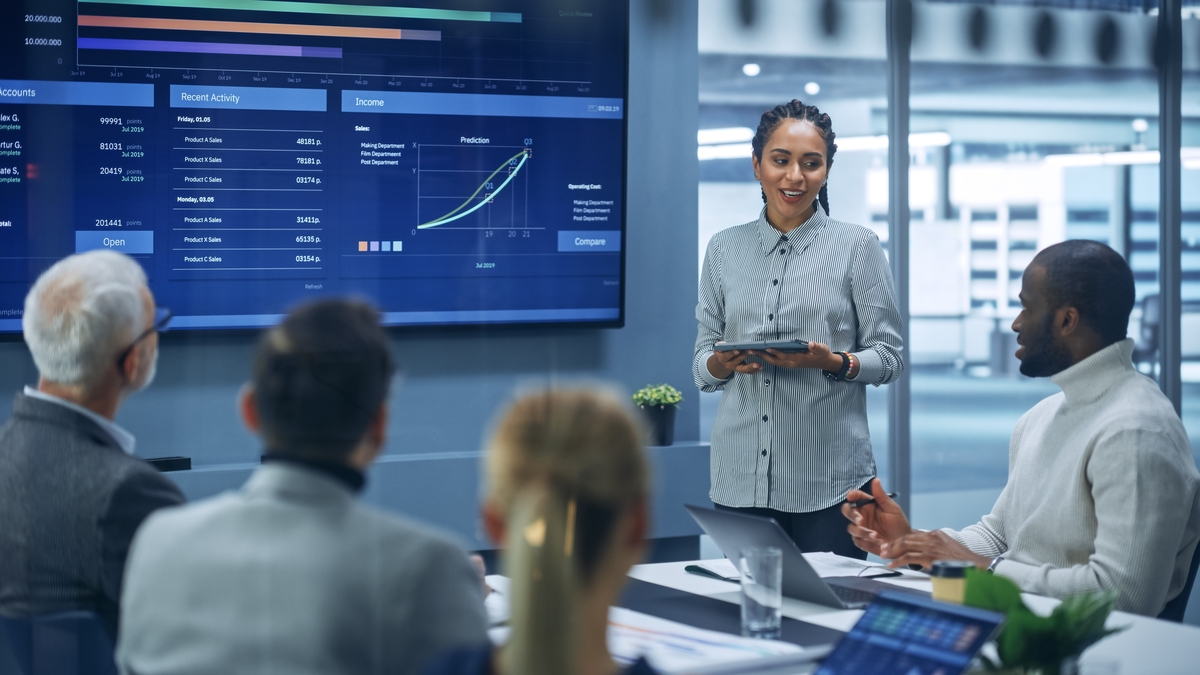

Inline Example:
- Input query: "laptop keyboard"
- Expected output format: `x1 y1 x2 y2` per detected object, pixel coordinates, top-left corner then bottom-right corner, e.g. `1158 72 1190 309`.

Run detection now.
830 584 877 606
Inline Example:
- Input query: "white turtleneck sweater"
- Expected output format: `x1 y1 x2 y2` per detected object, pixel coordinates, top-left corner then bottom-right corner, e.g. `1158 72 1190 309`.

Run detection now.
945 339 1200 616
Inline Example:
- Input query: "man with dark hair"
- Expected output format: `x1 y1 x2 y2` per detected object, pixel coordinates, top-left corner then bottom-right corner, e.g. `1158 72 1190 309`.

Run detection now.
843 240 1199 616
115 299 488 675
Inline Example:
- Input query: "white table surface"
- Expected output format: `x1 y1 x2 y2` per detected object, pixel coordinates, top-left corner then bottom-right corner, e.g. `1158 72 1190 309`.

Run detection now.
629 559 1200 675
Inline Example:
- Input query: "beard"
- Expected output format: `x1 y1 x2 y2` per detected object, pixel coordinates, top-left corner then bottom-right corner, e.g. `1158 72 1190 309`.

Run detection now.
1018 312 1073 378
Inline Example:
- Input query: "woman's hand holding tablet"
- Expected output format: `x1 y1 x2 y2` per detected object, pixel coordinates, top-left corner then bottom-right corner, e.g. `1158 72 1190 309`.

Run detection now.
710 340 849 377
714 339 809 353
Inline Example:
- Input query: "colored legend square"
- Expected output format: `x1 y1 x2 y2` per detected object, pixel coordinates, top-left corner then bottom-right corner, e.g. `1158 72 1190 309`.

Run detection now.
393 241 402 252
381 241 391 251
369 241 379 251
358 241 368 251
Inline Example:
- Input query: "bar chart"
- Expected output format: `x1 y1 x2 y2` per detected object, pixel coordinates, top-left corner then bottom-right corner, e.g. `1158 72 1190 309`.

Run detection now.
75 0 541 80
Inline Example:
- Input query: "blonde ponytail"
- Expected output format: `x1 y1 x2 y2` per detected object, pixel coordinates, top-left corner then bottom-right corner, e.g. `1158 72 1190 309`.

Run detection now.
487 388 649 675
502 487 578 675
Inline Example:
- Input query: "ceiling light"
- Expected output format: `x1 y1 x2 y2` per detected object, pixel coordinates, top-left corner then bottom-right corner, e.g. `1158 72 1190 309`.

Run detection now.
1044 153 1105 167
742 63 761 77
836 135 889 152
804 81 820 96
910 132 952 148
1104 150 1159 165
698 143 753 161
697 127 755 145
1132 118 1149 133
833 132 951 152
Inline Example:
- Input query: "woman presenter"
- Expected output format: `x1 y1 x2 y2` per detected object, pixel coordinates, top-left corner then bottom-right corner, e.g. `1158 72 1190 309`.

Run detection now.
694 99 904 558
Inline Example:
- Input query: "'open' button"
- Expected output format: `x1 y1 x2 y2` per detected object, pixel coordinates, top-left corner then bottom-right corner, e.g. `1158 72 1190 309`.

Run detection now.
76 230 153 255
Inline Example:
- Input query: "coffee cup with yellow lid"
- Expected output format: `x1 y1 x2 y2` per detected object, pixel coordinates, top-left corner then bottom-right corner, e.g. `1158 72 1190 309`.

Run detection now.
930 560 974 604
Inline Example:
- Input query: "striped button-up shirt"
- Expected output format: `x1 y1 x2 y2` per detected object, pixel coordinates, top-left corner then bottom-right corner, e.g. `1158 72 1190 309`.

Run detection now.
693 207 904 512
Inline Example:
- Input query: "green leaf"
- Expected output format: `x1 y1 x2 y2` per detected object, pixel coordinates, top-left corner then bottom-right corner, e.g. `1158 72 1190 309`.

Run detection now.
632 383 683 407
1049 590 1122 654
998 606 1059 668
964 572 1122 672
964 568 1025 614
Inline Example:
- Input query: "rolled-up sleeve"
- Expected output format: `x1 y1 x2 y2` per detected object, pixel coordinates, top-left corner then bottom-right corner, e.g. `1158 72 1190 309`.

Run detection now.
849 233 904 386
694 237 732 392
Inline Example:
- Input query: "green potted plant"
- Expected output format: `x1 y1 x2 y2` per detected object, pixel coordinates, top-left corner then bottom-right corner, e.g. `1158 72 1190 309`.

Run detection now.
963 568 1123 675
632 384 683 446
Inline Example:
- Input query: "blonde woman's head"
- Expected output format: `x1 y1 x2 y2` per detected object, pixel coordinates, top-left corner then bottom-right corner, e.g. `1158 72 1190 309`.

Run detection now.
483 387 649 675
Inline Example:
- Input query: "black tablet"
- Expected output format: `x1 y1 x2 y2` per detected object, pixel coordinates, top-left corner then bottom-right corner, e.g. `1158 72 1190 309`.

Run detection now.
713 340 809 353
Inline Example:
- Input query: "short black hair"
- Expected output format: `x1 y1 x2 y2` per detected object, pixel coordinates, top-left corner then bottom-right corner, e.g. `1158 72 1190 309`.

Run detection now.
1032 240 1135 346
253 298 395 460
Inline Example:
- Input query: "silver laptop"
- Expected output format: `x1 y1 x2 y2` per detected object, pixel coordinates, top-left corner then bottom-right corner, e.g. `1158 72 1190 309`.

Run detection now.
685 504 910 610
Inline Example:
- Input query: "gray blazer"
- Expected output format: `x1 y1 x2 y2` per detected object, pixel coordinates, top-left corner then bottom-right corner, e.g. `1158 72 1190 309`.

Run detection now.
116 462 489 675
0 392 185 638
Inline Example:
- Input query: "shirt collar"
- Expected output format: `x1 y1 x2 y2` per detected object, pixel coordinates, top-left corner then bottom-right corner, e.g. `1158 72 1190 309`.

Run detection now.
1049 338 1137 406
260 453 366 494
755 205 828 256
22 385 137 455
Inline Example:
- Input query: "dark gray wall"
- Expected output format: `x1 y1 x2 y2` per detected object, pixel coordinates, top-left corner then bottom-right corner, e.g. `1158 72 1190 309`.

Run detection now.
0 0 704 550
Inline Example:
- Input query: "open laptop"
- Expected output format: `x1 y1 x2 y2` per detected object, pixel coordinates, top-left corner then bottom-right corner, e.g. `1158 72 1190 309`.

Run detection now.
815 591 1005 675
685 504 925 609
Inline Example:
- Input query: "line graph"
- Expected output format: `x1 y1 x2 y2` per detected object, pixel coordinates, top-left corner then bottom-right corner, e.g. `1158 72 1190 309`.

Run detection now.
416 145 532 230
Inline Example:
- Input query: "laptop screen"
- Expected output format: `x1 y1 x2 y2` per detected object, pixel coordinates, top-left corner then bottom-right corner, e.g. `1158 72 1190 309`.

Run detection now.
814 591 1004 675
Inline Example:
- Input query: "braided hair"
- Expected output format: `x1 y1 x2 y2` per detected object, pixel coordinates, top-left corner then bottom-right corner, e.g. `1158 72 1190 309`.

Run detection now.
751 99 838 216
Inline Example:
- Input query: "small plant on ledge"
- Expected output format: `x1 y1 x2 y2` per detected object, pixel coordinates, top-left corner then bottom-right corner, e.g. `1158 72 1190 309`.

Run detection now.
632 384 683 446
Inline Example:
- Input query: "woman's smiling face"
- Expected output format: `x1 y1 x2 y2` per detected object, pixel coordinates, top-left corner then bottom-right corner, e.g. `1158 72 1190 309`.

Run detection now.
752 119 830 231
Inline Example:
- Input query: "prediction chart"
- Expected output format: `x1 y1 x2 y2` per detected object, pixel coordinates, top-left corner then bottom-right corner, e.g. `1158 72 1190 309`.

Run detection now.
0 0 627 330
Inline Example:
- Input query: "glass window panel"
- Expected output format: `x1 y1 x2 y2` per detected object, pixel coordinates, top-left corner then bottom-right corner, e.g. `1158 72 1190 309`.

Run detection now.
906 1 1163 529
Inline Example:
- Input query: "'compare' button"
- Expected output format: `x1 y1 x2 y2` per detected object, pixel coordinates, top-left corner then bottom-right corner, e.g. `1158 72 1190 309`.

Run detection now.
558 231 621 252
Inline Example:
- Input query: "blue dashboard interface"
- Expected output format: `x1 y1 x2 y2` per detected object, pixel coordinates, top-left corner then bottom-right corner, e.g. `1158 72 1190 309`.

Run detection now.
816 592 1005 675
0 0 627 330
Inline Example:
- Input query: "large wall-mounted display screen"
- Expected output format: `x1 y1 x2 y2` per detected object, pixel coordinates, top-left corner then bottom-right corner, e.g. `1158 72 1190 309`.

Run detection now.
0 0 627 330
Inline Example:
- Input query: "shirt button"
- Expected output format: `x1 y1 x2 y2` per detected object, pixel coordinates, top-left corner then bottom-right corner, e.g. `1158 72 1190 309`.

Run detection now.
762 415 768 422
768 313 774 321
773 279 778 286
764 378 771 385
762 449 768 456
779 249 786 255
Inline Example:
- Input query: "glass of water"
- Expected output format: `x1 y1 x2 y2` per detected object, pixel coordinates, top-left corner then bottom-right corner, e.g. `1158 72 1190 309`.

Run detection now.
739 546 782 639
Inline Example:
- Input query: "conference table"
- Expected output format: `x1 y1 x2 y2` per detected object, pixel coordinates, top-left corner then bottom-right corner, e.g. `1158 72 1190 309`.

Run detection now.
610 556 1200 675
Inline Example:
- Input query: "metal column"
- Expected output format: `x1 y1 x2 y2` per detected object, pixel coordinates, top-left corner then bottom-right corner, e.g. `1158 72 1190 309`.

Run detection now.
1159 0 1183 414
1110 164 1132 261
887 0 912 514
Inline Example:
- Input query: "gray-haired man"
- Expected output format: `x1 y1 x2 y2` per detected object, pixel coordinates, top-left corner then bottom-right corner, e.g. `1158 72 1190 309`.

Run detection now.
0 250 184 639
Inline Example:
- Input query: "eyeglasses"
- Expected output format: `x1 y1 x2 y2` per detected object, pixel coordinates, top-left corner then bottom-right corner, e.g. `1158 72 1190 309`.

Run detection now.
116 307 172 369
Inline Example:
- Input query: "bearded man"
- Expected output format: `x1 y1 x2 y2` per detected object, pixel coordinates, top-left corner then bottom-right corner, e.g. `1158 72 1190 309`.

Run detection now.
844 240 1199 617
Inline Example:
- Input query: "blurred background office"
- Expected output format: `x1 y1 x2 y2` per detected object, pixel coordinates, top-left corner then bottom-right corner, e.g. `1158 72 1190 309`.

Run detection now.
1 4 1197 673
696 1 1200 576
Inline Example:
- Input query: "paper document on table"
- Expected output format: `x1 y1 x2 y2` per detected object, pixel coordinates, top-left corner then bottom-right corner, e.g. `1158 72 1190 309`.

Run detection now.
689 558 741 581
607 606 804 674
802 551 895 578
484 574 511 626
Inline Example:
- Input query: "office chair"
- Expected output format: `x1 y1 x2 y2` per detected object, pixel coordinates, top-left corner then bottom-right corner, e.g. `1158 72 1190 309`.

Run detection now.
1158 544 1200 623
0 611 117 675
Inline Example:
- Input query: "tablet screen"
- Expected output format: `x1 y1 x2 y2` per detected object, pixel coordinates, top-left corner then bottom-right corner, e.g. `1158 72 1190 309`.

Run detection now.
815 592 1003 675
